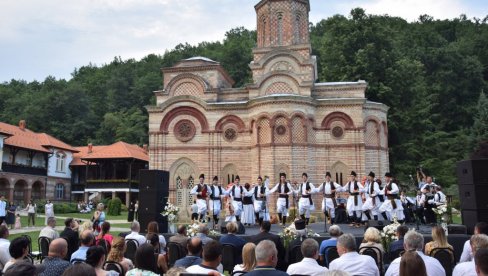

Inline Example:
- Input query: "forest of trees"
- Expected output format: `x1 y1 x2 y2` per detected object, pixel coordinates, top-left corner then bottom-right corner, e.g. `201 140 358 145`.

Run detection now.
1 8 487 190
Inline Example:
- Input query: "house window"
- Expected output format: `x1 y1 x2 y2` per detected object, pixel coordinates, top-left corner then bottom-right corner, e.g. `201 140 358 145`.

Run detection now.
56 152 66 172
55 183 65 199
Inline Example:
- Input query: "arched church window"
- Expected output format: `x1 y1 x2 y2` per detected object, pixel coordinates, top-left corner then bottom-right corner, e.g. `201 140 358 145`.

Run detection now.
277 12 283 45
294 13 301 44
187 176 195 206
261 16 267 46
176 176 183 206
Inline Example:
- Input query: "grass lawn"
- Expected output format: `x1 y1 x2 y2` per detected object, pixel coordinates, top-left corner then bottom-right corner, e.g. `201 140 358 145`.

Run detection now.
57 211 129 221
111 223 131 228
14 215 65 228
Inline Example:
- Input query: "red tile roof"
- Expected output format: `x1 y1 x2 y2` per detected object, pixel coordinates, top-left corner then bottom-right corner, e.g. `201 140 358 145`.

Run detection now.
70 141 149 166
0 122 77 153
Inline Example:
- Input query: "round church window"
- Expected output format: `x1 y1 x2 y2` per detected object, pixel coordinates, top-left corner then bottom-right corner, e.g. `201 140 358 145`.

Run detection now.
332 126 344 139
174 119 196 142
276 125 287 136
224 128 237 142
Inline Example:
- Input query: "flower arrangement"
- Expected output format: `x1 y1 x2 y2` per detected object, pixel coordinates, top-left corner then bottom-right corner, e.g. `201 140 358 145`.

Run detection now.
187 222 200 237
208 229 221 238
381 217 401 252
279 226 297 248
161 202 179 223
433 204 449 222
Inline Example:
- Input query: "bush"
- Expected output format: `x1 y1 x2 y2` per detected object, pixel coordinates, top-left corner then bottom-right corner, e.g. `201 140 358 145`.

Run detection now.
121 204 128 212
107 197 122 216
34 200 78 214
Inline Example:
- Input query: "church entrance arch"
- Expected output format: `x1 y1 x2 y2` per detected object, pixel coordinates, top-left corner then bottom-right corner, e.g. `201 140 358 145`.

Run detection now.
330 161 348 185
221 164 238 186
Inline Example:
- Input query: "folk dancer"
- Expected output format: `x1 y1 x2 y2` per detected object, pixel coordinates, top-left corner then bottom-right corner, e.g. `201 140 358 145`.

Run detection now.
297 172 316 225
224 195 236 222
268 172 293 226
209 176 224 228
361 171 381 221
428 185 447 223
379 172 405 222
225 175 244 221
316 171 343 227
190 174 212 222
241 183 255 226
415 190 426 224
253 176 270 225
421 176 437 224
345 171 364 227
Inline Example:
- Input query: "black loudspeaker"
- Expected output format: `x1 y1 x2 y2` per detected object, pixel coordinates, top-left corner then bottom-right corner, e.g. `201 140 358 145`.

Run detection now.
365 220 390 231
456 159 488 184
138 170 170 233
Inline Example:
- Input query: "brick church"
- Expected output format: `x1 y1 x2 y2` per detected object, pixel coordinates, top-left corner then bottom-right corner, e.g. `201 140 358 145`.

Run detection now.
147 0 390 217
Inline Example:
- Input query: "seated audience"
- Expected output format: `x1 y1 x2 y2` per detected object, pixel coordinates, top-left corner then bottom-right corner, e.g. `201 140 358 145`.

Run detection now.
329 233 379 276
359 227 385 263
2 237 29 273
169 225 190 249
174 237 203 268
287 238 328 276
39 217 59 240
85 246 118 276
385 230 445 276
61 263 96 276
319 225 342 263
219 222 246 264
146 221 167 253
60 218 79 260
166 266 187 275
147 233 168 274
106 237 134 273
250 221 286 270
124 221 146 246
244 240 288 276
0 225 11 270
4 261 45 276
196 224 214 246
424 225 454 261
96 222 113 249
39 238 71 276
389 225 408 253
78 221 94 236
460 222 488 262
453 234 488 276
71 230 95 262
126 244 158 276
186 240 224 276
399 250 427 276
475 248 488 276
233 242 256 275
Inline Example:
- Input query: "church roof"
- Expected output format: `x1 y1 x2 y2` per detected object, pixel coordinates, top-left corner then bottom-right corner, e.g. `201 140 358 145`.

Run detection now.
173 56 219 68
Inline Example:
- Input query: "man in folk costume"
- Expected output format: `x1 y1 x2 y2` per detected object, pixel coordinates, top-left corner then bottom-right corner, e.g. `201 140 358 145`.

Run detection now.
253 176 270 225
379 172 405 222
190 174 212 222
225 175 244 222
297 172 316 226
269 172 293 226
361 171 381 222
209 176 223 228
345 171 364 227
316 172 343 226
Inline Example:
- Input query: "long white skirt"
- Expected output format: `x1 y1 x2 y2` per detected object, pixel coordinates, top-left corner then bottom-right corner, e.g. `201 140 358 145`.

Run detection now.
322 198 336 218
362 196 380 215
253 200 270 221
298 197 315 218
241 204 255 224
196 199 207 214
209 200 222 216
276 198 289 216
379 199 405 220
346 194 363 211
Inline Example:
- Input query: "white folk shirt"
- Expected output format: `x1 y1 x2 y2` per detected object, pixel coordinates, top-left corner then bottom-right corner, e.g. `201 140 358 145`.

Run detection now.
385 251 445 276
226 185 245 199
416 194 426 207
286 257 328 276
329 251 379 276
268 182 293 195
190 184 213 198
298 182 316 202
381 182 399 196
364 181 381 197
316 181 343 194
433 191 447 205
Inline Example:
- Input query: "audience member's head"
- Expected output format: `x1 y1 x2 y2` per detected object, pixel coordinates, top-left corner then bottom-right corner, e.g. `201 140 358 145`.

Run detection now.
9 237 30 260
64 218 74 228
337 233 356 255
363 227 382 243
226 222 238 234
329 225 342 237
255 240 278 267
147 221 159 234
187 237 203 256
166 267 187 276
47 217 56 228
399 250 427 276
475 248 488 276
79 221 93 235
260 221 271 233
48 238 68 258
241 243 256 272
403 230 424 251
301 238 320 260
177 225 187 235
107 237 126 262
80 230 95 246
199 224 209 235
4 261 45 276
0 225 9 239
475 222 488 235
134 244 157 273
61 263 96 276
130 221 140 233
97 203 104 211
100 222 110 235
431 225 448 247
85 246 106 268
202 240 222 267
146 233 160 248
396 225 409 239
470 234 488 256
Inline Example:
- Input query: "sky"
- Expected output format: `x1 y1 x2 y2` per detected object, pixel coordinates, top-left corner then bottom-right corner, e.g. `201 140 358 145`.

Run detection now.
0 0 486 83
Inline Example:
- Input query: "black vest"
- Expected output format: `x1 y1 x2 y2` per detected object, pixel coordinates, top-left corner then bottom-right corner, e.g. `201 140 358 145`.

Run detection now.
278 183 290 193
254 186 266 199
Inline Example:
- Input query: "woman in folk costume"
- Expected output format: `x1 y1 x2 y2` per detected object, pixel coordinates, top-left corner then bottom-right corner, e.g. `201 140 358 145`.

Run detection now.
379 172 405 222
253 176 270 225
209 176 224 228
224 195 237 222
345 171 365 227
296 172 317 226
224 175 244 221
361 171 381 222
268 172 293 226
315 172 343 226
190 173 212 222
241 183 255 226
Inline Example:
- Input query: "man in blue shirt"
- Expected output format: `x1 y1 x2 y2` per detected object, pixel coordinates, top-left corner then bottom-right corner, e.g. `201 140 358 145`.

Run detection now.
70 230 94 263
219 222 246 264
319 225 342 264
389 225 409 253
174 237 203 268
